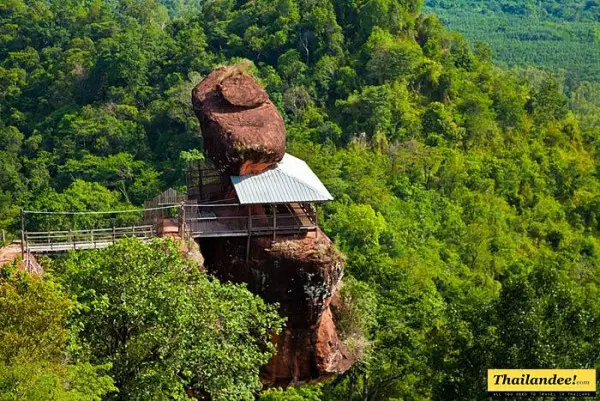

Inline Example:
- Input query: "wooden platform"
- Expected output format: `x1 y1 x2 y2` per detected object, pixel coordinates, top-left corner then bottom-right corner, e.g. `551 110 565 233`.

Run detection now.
22 202 319 253
24 225 154 254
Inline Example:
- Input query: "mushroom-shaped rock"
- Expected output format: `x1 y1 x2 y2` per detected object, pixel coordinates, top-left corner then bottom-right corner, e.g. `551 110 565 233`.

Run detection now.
192 67 286 175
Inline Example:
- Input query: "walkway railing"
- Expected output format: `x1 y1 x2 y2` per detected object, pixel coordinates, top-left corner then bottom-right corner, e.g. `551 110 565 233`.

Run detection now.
20 202 319 254
25 225 154 253
182 203 317 239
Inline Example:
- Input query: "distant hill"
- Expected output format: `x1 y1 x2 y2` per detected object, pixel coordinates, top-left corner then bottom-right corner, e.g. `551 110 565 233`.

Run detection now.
425 0 600 82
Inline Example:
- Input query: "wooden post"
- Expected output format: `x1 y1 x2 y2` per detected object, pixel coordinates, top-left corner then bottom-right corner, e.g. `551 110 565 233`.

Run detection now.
20 209 25 258
112 226 116 244
246 207 252 263
2 229 5 244
272 205 277 242
178 202 185 238
181 202 186 240
70 229 75 250
91 230 95 248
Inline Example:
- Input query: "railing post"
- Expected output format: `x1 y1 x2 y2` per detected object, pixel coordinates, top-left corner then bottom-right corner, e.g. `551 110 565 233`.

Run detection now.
315 206 319 239
178 202 185 239
2 229 5 244
112 226 116 244
20 209 25 258
91 230 95 248
70 229 75 250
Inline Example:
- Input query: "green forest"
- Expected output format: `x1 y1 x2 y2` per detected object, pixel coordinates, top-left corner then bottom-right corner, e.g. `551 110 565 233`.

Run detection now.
2 0 600 400
425 0 600 83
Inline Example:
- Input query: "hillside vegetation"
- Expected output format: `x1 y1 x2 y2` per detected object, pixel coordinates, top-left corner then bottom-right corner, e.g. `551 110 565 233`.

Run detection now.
1 0 600 400
425 0 600 82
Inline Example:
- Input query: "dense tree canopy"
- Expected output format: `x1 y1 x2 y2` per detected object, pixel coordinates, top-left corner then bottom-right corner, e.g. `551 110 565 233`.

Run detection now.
1 0 600 400
54 238 283 401
0 263 116 400
425 0 600 83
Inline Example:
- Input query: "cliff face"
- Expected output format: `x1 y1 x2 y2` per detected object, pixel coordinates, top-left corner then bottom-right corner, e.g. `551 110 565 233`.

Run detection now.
198 232 355 386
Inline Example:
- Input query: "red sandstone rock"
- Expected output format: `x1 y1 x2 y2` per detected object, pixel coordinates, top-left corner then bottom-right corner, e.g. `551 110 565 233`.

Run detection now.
198 231 356 386
192 67 286 175
0 244 43 274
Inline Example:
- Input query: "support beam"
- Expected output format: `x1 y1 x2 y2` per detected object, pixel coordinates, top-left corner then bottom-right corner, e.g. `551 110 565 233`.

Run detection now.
272 205 277 242
315 206 319 239
246 208 252 263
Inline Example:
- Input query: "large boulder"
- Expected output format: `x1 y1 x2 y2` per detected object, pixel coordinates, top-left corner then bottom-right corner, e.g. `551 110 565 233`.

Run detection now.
192 66 286 175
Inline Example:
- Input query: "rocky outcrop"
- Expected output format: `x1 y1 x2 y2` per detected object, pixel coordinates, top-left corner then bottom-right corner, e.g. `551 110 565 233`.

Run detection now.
0 243 43 274
198 231 356 386
191 66 356 387
157 218 205 268
191 66 286 175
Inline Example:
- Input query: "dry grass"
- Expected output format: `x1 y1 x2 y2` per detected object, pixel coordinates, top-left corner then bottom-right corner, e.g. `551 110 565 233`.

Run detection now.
269 238 345 265
216 60 253 83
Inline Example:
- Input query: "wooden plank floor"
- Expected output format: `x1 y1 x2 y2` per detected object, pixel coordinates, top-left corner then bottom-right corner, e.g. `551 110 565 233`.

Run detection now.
27 237 154 253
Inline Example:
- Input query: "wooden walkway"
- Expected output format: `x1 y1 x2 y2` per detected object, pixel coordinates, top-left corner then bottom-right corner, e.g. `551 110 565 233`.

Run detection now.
25 225 154 253
184 203 317 238
21 202 319 254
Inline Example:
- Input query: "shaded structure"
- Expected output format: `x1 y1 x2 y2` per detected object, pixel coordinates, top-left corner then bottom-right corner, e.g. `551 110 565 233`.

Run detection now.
184 154 332 246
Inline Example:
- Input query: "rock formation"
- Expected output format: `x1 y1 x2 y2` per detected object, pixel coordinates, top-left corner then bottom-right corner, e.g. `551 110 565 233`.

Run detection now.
199 232 355 386
0 243 43 274
191 66 356 386
192 66 286 175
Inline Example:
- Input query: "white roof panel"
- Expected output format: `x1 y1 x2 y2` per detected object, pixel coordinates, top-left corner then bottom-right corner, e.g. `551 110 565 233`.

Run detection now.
230 153 333 204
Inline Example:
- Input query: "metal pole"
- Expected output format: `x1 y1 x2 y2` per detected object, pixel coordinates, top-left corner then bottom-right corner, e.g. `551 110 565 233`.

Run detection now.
20 209 25 258
178 202 184 238
246 207 252 263
272 205 277 242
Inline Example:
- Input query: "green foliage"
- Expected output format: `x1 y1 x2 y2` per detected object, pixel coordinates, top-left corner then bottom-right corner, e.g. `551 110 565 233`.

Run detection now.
260 385 324 401
56 238 283 401
425 0 600 83
1 0 600 400
0 264 116 400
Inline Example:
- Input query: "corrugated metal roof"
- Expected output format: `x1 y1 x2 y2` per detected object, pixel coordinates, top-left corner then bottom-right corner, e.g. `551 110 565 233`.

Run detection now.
230 153 334 204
